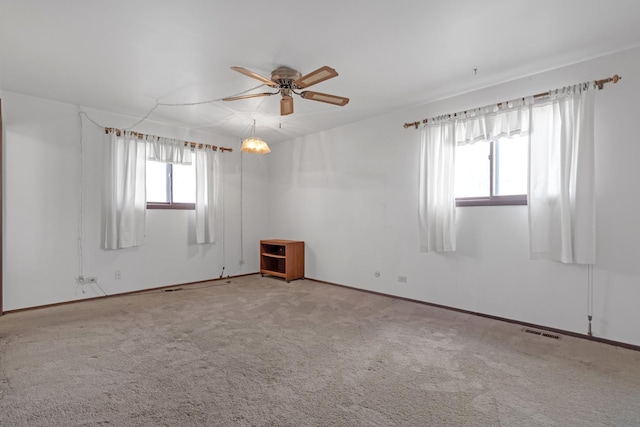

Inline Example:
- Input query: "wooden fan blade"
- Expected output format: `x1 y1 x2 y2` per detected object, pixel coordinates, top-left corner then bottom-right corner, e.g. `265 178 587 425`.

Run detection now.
223 92 275 101
230 66 279 87
281 95 294 116
300 91 349 106
294 66 338 89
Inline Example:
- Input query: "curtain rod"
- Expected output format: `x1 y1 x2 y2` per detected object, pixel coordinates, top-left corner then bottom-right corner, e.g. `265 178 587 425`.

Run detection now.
104 127 233 152
402 74 621 129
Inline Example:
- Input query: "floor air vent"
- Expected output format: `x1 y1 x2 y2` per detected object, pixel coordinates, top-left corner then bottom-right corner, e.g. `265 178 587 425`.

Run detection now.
523 328 560 340
162 288 183 293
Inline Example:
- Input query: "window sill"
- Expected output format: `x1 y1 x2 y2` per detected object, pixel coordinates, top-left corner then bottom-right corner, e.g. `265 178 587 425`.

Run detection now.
147 203 195 210
456 195 527 207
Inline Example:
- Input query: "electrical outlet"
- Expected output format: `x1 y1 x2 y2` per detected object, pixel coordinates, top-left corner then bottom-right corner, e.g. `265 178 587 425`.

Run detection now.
398 275 408 283
115 270 121 280
77 276 97 285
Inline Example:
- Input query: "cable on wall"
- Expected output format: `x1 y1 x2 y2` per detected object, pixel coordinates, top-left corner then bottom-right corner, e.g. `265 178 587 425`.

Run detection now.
223 137 246 279
240 137 244 272
77 111 109 298
220 152 226 279
77 110 85 289
587 264 594 336
80 110 106 128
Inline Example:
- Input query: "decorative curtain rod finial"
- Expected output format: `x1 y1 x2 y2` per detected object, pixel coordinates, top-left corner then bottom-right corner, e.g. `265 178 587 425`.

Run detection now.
402 121 420 129
596 74 621 90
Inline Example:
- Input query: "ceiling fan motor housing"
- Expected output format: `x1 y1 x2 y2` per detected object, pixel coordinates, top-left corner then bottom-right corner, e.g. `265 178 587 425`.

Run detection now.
271 67 302 94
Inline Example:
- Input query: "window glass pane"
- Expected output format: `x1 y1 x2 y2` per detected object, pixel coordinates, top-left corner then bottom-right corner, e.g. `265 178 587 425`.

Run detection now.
455 140 491 198
172 153 196 203
494 136 528 196
146 161 169 203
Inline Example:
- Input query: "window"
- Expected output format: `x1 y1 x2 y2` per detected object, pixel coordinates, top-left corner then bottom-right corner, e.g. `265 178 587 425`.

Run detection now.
455 135 528 206
146 152 196 209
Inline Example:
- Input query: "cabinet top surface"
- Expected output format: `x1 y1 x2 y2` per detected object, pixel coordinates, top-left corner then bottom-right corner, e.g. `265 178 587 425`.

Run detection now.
260 239 304 244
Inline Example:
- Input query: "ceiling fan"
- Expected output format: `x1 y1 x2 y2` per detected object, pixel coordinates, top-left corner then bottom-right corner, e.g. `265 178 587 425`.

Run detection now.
223 65 349 116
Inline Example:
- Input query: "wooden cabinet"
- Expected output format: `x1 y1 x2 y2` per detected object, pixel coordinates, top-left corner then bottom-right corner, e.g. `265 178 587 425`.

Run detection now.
260 240 304 282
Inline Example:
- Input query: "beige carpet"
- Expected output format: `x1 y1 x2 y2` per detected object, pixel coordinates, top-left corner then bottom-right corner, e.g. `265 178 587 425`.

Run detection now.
0 275 639 426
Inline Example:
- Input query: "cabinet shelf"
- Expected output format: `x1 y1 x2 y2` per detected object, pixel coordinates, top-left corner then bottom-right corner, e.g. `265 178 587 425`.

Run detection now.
261 253 286 259
260 269 287 279
260 240 304 282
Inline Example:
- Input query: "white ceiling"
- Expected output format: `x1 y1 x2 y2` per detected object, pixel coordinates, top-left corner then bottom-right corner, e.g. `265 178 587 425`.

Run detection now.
2 0 640 143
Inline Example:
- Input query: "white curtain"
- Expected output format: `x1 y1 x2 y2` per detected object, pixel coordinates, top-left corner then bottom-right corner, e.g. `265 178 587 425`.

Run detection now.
528 84 596 264
418 98 532 252
418 119 457 252
147 136 192 164
195 148 222 244
103 131 148 249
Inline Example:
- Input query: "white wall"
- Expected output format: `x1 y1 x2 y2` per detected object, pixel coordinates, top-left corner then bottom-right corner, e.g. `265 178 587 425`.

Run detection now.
266 46 640 346
1 91 269 310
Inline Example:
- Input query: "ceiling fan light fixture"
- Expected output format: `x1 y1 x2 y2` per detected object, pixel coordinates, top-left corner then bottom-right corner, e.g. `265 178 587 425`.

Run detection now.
241 137 271 154
241 120 271 154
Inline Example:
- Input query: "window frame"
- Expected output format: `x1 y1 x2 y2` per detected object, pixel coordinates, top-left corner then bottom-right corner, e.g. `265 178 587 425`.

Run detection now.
455 140 528 207
147 162 196 210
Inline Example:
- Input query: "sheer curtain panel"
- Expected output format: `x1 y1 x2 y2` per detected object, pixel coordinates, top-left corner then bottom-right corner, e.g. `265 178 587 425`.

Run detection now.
147 136 192 164
195 148 222 244
103 131 148 249
418 119 457 252
528 85 596 264
454 98 531 145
